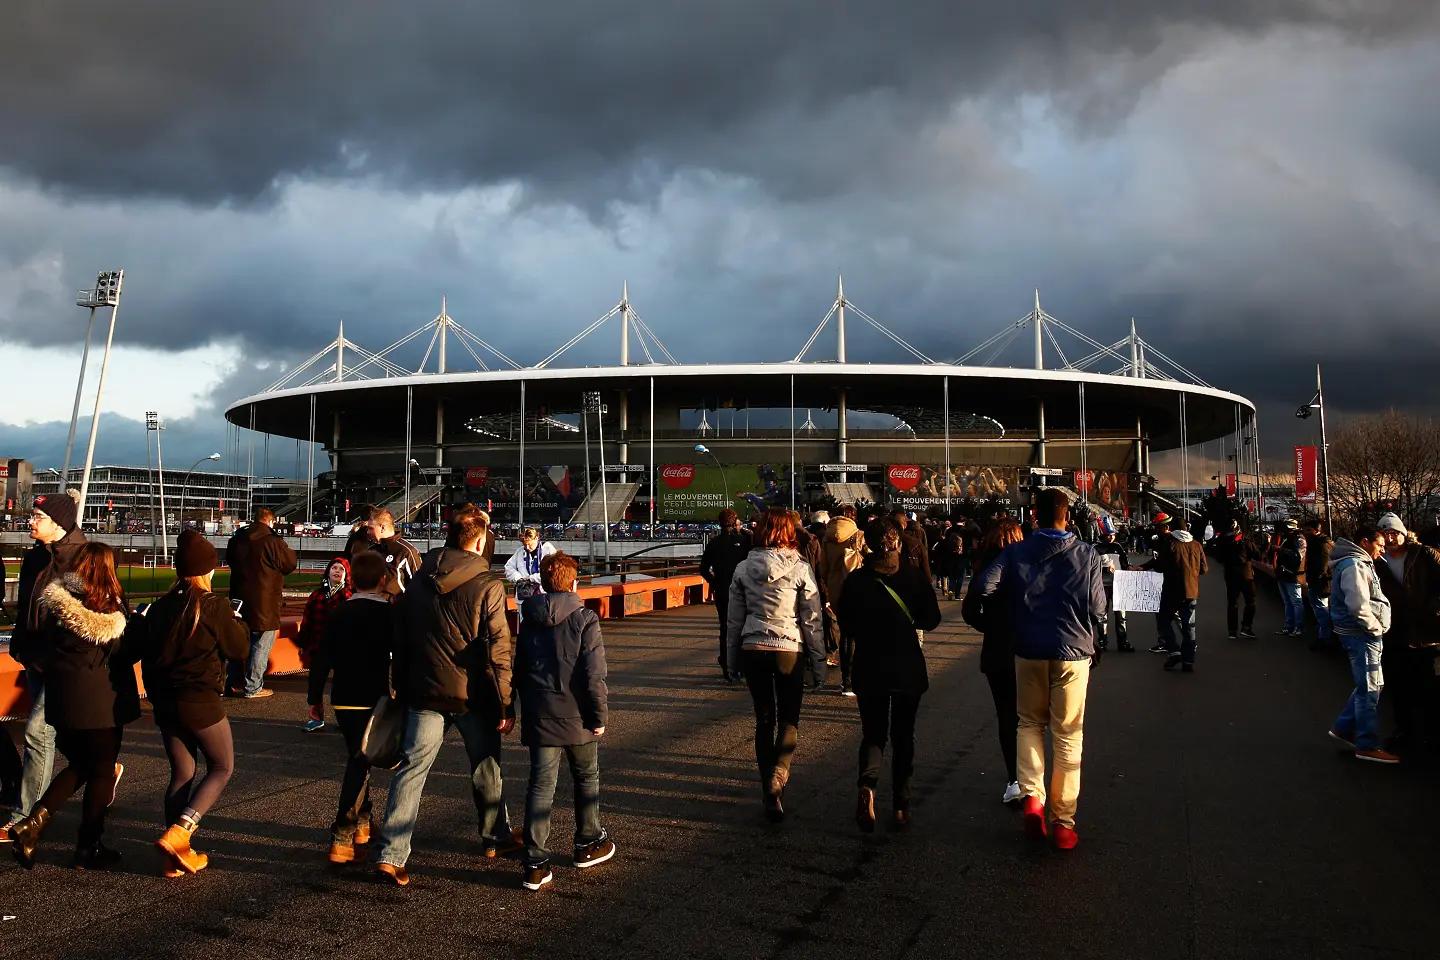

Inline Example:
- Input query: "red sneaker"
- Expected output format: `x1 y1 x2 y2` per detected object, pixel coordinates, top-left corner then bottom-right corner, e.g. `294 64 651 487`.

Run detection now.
1052 824 1079 850
1020 796 1047 840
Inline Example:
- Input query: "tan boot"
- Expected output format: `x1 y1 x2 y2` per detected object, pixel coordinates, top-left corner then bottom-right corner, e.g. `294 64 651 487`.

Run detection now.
157 824 209 874
328 841 356 864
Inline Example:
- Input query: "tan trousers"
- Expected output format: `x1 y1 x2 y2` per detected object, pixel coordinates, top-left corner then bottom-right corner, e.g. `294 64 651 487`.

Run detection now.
1014 657 1091 830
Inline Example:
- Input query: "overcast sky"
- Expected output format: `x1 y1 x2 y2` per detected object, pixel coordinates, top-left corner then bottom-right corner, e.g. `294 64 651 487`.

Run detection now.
2 2 1438 482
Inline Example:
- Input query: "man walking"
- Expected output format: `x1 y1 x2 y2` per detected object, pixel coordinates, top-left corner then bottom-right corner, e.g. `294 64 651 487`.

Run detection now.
1275 519 1308 637
1327 523 1399 763
1303 517 1335 651
819 505 868 696
699 509 751 683
1210 520 1262 640
2 493 85 841
1143 518 1208 672
972 489 1105 850
1373 512 1440 758
227 508 299 699
374 504 519 886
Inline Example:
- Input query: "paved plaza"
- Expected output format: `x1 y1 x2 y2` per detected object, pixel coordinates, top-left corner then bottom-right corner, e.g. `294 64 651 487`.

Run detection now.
2 574 1438 960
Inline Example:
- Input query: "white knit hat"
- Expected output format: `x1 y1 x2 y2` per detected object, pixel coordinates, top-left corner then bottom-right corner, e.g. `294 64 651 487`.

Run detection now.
1377 512 1407 535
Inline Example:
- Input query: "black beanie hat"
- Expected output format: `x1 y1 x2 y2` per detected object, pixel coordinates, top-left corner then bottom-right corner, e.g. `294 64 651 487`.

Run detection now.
176 529 219 578
33 493 78 533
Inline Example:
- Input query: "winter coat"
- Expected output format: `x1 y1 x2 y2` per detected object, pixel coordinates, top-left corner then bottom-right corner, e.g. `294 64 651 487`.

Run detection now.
1143 531 1208 599
700 528 752 596
319 593 395 709
796 527 822 572
347 533 423 598
227 522 299 632
818 517 868 606
131 585 251 710
504 541 558 602
297 558 352 654
11 526 88 668
1275 534 1307 585
725 548 826 681
1305 534 1335 599
1329 539 1391 639
1093 541 1128 586
897 527 933 581
1210 534 1264 585
1374 543 1440 649
837 552 942 696
962 544 1013 675
515 591 608 747
35 575 132 730
393 547 513 718
970 530 1106 662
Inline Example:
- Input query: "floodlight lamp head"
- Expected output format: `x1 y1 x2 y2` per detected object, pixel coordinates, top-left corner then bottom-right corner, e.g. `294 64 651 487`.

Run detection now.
1295 406 1313 420
207 453 221 461
408 458 420 466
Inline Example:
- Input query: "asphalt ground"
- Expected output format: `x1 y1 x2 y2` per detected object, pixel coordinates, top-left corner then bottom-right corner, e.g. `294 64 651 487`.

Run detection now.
2 571 1438 960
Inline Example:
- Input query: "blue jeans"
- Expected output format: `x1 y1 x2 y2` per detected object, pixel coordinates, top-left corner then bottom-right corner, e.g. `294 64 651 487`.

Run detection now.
1279 583 1305 632
1333 633 1385 750
226 629 276 696
523 742 603 866
1159 597 1198 663
1309 593 1332 640
375 708 511 868
7 670 56 825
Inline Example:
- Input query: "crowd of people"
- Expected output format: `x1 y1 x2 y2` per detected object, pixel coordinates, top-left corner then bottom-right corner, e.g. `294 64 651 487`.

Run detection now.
6 483 1436 881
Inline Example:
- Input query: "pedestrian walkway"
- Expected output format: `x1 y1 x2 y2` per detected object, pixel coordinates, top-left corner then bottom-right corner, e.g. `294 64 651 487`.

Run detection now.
2 571 1438 959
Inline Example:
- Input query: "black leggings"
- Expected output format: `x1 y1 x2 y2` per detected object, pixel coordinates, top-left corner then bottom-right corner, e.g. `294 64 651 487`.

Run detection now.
160 717 235 826
984 664 1019 782
743 649 806 782
856 693 922 808
39 727 122 847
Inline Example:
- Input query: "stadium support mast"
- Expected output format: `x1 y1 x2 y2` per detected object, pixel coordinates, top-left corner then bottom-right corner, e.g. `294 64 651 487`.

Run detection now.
836 274 848 462
1034 289 1043 370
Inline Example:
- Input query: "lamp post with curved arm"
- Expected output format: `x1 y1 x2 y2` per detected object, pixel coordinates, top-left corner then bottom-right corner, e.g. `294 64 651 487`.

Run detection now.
695 444 730 507
180 454 222 531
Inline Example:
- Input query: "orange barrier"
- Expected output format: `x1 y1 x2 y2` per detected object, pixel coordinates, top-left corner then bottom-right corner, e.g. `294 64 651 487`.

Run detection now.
1 575 712 719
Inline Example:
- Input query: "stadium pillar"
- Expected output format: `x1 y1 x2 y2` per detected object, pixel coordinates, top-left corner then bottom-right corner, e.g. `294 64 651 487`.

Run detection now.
619 283 630 464
649 375 656 537
435 398 445 467
1036 399 1047 467
518 380 526 528
943 375 951 515
837 388 848 463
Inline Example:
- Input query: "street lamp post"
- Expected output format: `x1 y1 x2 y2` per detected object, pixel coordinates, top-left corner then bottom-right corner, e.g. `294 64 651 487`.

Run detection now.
695 444 730 507
75 271 124 523
180 454 223 531
146 412 169 562
1296 365 1333 537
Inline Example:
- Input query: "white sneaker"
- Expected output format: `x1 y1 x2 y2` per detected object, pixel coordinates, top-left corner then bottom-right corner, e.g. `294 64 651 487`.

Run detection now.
1002 781 1021 804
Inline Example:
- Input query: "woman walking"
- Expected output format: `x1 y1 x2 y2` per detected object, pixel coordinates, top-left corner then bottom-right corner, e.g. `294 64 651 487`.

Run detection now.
132 529 250 876
726 508 826 823
836 520 942 832
961 516 1025 804
8 541 136 869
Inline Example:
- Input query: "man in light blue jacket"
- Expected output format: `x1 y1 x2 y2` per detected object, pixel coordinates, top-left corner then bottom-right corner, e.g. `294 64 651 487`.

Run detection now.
1328 523 1398 764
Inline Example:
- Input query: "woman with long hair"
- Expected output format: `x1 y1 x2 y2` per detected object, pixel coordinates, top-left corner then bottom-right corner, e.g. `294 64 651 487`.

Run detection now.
837 519 942 832
8 541 136 869
726 508 826 823
132 529 250 876
961 515 1025 804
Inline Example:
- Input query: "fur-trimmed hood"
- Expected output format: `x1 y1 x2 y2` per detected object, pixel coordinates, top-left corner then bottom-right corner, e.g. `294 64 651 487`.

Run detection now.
38 574 126 645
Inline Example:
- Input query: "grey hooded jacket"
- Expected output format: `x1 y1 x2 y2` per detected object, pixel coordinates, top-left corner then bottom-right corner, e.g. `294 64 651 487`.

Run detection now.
726 548 826 680
1329 538 1392 638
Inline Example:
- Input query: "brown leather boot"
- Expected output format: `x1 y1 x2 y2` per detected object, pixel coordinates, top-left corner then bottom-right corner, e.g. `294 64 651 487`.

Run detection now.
328 841 356 864
157 823 209 874
9 807 51 869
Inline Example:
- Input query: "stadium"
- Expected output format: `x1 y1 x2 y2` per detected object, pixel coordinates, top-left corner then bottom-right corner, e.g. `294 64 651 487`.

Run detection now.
223 284 1259 530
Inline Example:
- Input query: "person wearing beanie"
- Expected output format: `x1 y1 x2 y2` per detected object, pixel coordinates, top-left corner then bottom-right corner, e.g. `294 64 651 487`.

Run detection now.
126 527 250 876
225 508 299 699
297 557 352 732
1373 512 1440 757
3 494 89 842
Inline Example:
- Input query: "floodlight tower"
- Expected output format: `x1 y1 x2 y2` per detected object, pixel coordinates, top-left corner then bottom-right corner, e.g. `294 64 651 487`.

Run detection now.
75 270 124 522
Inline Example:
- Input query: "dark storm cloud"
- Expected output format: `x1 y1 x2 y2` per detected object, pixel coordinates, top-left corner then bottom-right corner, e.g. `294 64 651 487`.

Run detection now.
1 1 1434 204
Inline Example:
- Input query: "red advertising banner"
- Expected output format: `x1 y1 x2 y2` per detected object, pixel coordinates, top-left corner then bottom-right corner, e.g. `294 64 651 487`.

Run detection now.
1295 446 1318 503
1073 470 1094 493
1225 474 1237 497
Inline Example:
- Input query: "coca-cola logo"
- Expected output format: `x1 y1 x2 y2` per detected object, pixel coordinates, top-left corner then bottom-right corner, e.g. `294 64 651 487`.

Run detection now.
661 464 695 489
465 466 490 487
888 465 921 491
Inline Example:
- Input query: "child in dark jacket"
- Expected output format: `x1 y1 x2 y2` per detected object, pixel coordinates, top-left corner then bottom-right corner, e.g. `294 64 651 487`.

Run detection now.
298 557 352 732
315 551 394 864
514 551 612 892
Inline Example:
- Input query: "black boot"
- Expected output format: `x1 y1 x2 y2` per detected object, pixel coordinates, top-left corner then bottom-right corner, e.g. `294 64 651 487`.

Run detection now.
9 806 51 869
74 840 123 871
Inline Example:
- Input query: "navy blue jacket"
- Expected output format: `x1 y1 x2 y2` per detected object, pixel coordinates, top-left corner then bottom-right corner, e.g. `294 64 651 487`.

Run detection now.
972 530 1106 661
515 591 608 747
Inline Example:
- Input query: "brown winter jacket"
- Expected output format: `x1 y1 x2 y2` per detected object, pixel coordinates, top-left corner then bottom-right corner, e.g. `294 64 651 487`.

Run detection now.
227 522 299 632
1144 531 1208 599
1374 543 1440 649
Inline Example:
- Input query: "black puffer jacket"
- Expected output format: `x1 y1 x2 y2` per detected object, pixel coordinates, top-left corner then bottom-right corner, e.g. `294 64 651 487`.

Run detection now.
131 586 251 708
11 527 88 667
35 575 135 730
393 548 513 718
1210 533 1264 585
346 532 423 598
837 552 942 696
515 591 608 747
1306 534 1334 599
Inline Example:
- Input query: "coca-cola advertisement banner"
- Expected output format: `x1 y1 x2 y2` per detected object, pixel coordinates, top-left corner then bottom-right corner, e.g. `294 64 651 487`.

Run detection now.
657 463 793 520
463 466 579 520
886 465 1020 509
1295 445 1319 503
